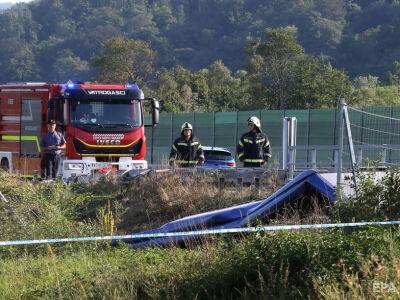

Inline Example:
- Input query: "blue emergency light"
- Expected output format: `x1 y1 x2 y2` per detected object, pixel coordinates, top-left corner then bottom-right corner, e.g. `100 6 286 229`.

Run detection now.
66 80 76 88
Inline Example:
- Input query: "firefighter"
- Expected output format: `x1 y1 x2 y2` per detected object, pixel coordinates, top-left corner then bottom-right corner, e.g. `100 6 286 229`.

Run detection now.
169 122 205 167
237 116 271 167
40 120 66 179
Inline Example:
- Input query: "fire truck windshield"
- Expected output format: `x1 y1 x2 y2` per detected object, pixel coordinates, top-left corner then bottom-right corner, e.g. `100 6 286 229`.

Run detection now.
70 99 142 129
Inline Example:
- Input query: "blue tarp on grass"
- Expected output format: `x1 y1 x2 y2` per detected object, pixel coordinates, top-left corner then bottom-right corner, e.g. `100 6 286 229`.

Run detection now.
121 169 336 248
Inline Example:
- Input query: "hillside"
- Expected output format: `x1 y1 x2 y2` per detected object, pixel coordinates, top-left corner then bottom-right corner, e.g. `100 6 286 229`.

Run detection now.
0 0 400 84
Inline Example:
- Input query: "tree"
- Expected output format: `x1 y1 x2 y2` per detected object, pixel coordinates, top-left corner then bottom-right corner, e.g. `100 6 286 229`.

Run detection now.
93 36 156 86
291 58 351 108
152 66 197 113
123 0 159 41
153 68 184 113
246 27 304 109
203 60 249 111
245 26 351 109
386 61 400 85
49 50 90 82
0 38 37 82
152 61 252 113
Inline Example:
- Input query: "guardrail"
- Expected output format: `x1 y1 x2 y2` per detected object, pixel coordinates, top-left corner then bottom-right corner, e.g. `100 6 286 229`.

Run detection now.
286 144 396 178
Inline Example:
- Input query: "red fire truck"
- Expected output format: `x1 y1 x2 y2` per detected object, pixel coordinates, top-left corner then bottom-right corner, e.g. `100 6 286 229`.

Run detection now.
0 82 159 180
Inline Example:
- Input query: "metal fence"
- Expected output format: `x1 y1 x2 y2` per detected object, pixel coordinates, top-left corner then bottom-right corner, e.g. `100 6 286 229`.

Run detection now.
145 106 400 168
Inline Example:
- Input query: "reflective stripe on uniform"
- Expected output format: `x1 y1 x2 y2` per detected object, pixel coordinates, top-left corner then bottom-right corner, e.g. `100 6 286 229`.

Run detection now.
265 153 272 158
199 154 205 158
191 142 199 146
238 153 244 158
256 138 265 144
177 142 188 146
172 144 177 151
243 138 253 144
239 140 244 146
176 160 198 164
243 159 264 163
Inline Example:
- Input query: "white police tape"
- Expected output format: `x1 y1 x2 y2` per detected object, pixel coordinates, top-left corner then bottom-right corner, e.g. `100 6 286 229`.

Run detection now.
1 221 400 247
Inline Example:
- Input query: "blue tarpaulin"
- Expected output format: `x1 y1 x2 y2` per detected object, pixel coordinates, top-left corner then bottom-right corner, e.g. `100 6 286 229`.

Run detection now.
121 170 336 248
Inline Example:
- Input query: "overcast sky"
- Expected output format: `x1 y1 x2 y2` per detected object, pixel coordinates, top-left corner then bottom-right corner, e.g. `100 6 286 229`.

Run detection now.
0 0 31 3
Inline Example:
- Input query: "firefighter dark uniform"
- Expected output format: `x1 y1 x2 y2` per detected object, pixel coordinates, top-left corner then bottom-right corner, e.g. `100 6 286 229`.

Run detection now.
169 123 205 167
237 117 271 167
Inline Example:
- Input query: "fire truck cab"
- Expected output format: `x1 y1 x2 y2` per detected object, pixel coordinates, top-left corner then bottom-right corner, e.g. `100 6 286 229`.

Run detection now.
0 82 159 180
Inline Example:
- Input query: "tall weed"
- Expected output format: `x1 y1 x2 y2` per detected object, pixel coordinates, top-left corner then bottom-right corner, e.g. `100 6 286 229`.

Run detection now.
334 168 400 222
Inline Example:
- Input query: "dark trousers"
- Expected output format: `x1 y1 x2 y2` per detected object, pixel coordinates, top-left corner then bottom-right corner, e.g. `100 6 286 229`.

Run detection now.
44 153 60 179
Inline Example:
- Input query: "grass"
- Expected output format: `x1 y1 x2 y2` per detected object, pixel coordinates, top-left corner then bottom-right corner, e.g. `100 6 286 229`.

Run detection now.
0 228 398 299
73 170 272 233
0 169 399 298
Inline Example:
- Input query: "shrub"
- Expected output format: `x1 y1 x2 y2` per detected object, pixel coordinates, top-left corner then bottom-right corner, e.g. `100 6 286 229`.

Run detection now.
334 168 400 222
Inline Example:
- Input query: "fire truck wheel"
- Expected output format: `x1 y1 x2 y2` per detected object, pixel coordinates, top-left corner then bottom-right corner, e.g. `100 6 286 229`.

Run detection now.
0 158 9 171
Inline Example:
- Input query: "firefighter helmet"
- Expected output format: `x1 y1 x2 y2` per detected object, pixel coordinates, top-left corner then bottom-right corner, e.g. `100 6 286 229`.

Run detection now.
181 122 193 132
248 116 261 129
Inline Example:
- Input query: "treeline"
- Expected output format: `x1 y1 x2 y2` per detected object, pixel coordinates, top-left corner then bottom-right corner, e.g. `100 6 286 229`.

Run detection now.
93 29 353 112
1 0 400 111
